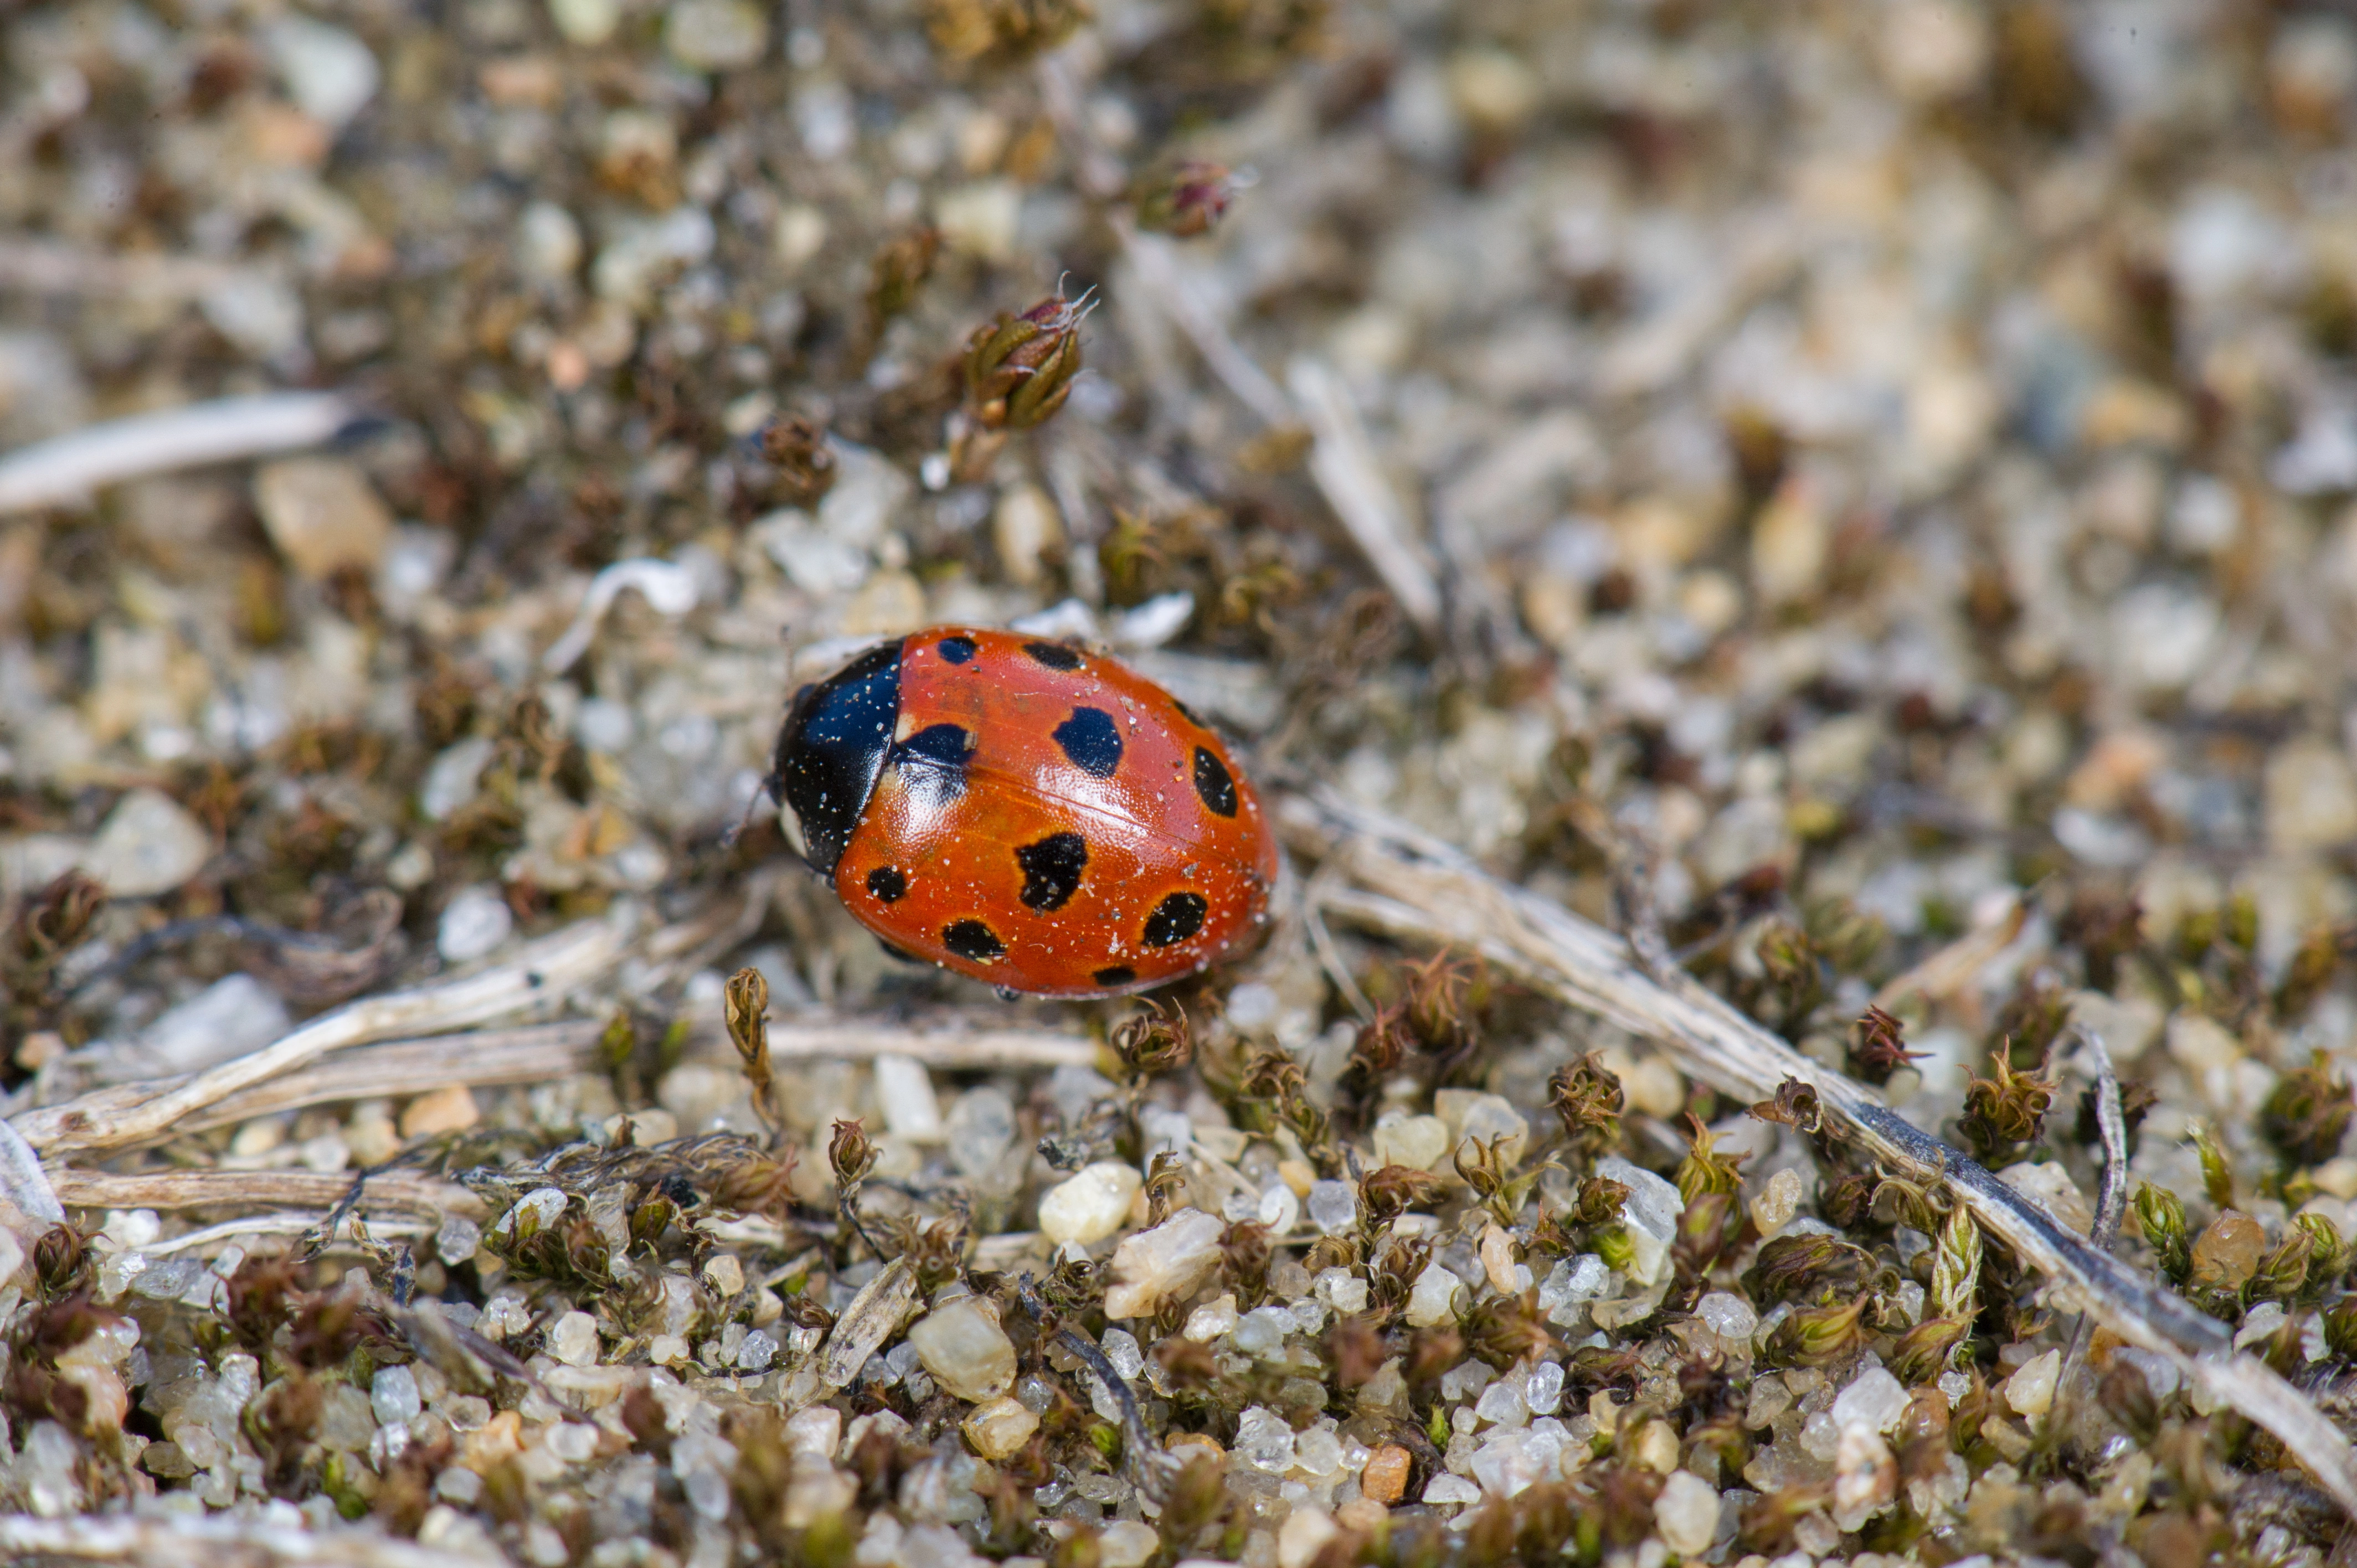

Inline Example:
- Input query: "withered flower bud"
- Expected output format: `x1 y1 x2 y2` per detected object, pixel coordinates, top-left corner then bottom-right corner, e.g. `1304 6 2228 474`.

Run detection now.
1886 1316 1969 1385
724 967 784 1146
1761 1294 1870 1367
1572 1175 1630 1229
1358 1163 1448 1226
866 227 940 336
33 1226 85 1297
2098 1358 2160 1441
1957 1046 2056 1166
1548 1054 1623 1162
1109 999 1192 1080
1592 1224 1638 1276
828 1117 878 1188
2134 1182 2191 1284
2325 1296 2357 1361
2249 1226 2316 1304
1402 950 1484 1056
1744 1232 1866 1305
756 414 837 507
2191 1121 2234 1208
2277 924 2345 1019
2262 1051 2355 1168
1754 918 1825 1024
1750 1076 1822 1136
1134 161 1234 238
1675 1116 1746 1205
965 292 1093 432
1847 1007 1926 1087
2297 1210 2346 1279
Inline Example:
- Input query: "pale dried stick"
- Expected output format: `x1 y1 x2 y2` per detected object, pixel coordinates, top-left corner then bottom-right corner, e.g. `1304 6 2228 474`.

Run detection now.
1281 786 2357 1516
761 1020 1097 1069
0 391 363 514
148 1212 436 1257
0 236 253 298
12 915 629 1157
0 1512 508 1567
50 1169 480 1216
183 1022 604 1133
1286 358 1445 636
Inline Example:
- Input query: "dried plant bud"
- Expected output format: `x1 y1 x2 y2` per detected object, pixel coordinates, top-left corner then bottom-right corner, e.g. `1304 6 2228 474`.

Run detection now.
3 870 106 1005
2297 1211 2346 1280
1761 1294 1870 1366
1109 999 1192 1080
2061 891 2143 991
2325 1297 2357 1361
1572 1175 1630 1229
866 228 940 336
1133 161 1235 237
32 1225 85 1298
724 967 784 1146
1929 1203 1983 1327
2249 1226 2315 1305
1143 1151 1186 1227
2276 924 2345 1019
1886 1316 1969 1385
2134 1182 2192 1284
828 1117 878 1188
756 414 837 507
1401 950 1485 1058
2098 1357 2160 1441
1592 1223 1638 1276
964 291 1093 432
1358 1163 1448 1226
1749 1076 1821 1136
1990 972 2072 1069
1460 1291 1552 1369
1675 1116 1747 1205
1326 1314 1386 1388
1957 1045 2056 1165
927 0 1089 64
1548 1055 1623 1162
1745 1232 1867 1304
1676 1188 1740 1276
1753 918 1826 1029
2262 1051 2355 1167
2191 1121 2235 1209
1847 1007 1926 1087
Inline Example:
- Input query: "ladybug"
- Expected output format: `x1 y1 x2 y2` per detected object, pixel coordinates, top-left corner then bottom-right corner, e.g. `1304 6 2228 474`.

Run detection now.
766 626 1279 999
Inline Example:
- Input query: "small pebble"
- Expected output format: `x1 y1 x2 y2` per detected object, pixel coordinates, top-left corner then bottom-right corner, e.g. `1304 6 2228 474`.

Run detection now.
1037 1162 1144 1247
547 1311 601 1368
437 886 514 963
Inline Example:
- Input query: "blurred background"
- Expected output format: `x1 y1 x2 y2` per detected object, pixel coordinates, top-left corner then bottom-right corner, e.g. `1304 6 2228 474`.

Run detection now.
2 0 2356 1145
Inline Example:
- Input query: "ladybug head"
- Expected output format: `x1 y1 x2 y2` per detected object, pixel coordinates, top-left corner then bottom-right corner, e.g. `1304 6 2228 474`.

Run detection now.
765 638 905 876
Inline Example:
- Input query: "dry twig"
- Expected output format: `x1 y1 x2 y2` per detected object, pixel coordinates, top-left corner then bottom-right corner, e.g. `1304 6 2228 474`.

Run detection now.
0 1512 506 1566
12 915 629 1156
48 1168 479 1216
0 391 364 514
1282 785 2357 1516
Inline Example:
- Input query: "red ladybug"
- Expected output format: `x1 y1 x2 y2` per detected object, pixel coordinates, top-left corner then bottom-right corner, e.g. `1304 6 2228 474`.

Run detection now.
767 626 1278 998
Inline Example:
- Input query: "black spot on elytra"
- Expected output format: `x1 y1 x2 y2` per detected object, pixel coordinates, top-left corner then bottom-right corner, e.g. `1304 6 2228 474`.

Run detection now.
1052 706 1122 777
894 722 973 808
1093 965 1136 988
1025 641 1083 670
1142 891 1207 948
1192 746 1238 817
866 866 908 903
938 635 976 664
1016 832 1088 911
943 920 1006 962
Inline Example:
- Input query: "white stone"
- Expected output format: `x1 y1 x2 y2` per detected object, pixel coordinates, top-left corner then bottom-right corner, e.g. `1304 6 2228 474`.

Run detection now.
1277 1507 1340 1568
1435 1089 1529 1165
254 457 393 580
872 1055 944 1142
548 0 620 44
1424 1473 1481 1507
1257 1183 1300 1234
1596 1156 1685 1244
1099 1520 1157 1568
1104 1208 1223 1319
438 885 513 963
262 16 380 131
1655 1469 1721 1556
1474 1379 1527 1428
1749 1168 1805 1237
1831 1366 1910 1435
665 0 768 69
962 1396 1038 1459
1694 1291 1759 1347
1037 1162 1141 1247
140 974 290 1075
2004 1349 2061 1417
370 1365 423 1425
1315 1268 1369 1316
547 1311 600 1368
82 790 210 899
1524 1360 1565 1416
905 1297 1016 1402
1404 1264 1465 1328
1371 1113 1449 1171
1234 1406 1295 1472
1183 1294 1239 1342
1307 1180 1357 1235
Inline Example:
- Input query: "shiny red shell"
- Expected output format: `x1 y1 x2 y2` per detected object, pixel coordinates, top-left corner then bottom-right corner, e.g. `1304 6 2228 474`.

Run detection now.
776 626 1278 998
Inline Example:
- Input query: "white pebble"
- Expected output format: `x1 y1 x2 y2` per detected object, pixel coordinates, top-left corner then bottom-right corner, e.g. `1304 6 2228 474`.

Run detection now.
437 885 513 963
547 1311 601 1368
1037 1162 1142 1247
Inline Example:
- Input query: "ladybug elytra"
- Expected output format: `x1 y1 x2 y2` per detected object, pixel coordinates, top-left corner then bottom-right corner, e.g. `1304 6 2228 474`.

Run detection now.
767 626 1278 998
